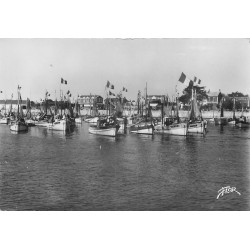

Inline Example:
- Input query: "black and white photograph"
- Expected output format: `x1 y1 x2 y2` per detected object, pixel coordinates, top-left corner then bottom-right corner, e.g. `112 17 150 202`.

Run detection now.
0 38 249 211
0 1 250 250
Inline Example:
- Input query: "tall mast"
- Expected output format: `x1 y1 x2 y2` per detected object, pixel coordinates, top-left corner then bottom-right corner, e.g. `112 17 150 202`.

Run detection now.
17 86 20 117
233 97 235 119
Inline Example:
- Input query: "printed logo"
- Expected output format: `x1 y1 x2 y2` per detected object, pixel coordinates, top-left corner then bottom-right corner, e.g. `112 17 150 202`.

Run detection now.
217 186 241 199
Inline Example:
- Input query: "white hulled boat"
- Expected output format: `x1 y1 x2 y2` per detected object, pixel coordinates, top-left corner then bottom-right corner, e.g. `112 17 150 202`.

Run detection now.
48 119 69 131
130 122 154 135
10 119 28 132
89 126 118 136
88 116 120 137
162 122 188 136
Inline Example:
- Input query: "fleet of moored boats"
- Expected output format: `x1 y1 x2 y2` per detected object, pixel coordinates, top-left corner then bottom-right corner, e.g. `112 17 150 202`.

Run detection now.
0 84 249 136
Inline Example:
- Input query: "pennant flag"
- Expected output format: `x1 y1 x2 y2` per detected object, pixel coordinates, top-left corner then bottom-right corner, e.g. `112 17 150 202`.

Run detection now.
178 72 191 86
106 81 110 88
111 84 114 89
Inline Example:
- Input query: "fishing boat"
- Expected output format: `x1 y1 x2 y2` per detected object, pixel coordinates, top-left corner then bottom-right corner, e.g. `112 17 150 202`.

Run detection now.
73 97 82 124
85 116 99 123
187 88 207 134
0 98 10 124
47 118 70 131
35 91 53 127
130 121 154 135
9 85 28 132
156 94 187 136
161 122 188 135
129 86 155 135
214 91 227 125
88 116 120 137
235 116 250 128
25 98 36 126
228 97 237 125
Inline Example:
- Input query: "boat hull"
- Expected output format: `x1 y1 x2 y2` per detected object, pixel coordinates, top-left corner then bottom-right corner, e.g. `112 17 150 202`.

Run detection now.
228 120 236 125
161 123 187 136
88 126 118 137
48 120 69 131
10 122 28 132
35 120 50 127
236 122 250 128
187 121 206 134
214 117 227 125
85 117 99 123
130 123 154 135
0 117 9 124
75 117 82 124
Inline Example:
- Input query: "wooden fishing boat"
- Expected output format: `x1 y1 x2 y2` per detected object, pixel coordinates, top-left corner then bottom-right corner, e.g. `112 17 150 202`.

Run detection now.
162 122 188 136
187 88 207 134
0 98 9 124
130 121 154 135
228 97 237 125
228 118 236 125
236 116 250 128
89 126 119 136
73 97 82 124
188 121 206 133
10 119 28 132
214 92 227 125
85 116 99 123
48 119 70 131
9 85 28 132
88 116 120 137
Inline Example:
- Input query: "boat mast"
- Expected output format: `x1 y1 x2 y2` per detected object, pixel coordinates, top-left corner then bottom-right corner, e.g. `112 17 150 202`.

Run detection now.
17 86 20 118
233 97 235 119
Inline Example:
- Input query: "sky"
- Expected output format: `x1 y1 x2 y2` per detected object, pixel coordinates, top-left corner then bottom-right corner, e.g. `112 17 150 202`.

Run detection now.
0 38 250 102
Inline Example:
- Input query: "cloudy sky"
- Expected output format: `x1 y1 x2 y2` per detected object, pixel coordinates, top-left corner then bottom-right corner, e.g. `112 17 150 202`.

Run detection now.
0 38 250 101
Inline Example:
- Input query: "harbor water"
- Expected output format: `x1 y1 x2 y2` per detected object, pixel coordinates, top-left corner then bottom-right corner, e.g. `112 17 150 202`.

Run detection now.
0 122 249 210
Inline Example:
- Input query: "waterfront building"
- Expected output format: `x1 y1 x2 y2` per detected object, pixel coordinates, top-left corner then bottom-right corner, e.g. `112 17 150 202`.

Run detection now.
0 99 28 113
146 95 168 109
78 95 104 109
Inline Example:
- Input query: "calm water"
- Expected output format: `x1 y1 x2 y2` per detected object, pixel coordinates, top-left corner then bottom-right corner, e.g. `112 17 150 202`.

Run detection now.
0 122 249 211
